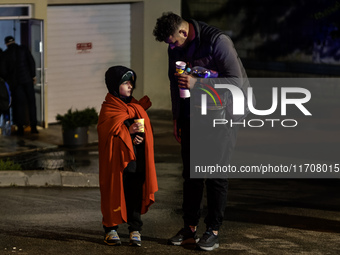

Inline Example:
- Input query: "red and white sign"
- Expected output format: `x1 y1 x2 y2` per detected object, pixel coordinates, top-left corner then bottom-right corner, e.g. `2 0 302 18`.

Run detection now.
76 42 92 53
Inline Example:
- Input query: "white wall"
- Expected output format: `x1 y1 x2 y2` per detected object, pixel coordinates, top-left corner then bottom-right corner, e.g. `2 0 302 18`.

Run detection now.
47 4 131 123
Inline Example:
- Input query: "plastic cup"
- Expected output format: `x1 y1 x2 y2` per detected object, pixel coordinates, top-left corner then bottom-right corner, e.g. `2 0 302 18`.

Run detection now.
134 118 144 133
179 88 190 98
176 61 190 98
175 61 186 74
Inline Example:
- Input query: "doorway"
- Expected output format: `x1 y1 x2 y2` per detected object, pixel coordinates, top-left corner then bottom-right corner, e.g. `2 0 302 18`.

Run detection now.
0 19 45 127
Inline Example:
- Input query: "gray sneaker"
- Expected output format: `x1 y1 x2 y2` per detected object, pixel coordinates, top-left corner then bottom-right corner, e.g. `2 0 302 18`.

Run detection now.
104 230 121 246
129 231 141 247
197 229 219 251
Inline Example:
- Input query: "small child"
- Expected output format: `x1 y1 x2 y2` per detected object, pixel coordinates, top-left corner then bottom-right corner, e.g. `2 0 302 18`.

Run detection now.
97 66 158 247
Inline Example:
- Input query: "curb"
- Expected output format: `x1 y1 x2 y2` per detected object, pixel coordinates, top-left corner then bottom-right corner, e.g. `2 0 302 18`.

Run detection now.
0 170 99 187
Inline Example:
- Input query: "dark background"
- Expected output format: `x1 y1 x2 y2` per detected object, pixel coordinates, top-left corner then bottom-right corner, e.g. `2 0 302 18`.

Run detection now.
182 0 340 77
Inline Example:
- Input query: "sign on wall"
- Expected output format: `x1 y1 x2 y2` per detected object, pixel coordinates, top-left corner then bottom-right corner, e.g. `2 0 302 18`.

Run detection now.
76 42 92 53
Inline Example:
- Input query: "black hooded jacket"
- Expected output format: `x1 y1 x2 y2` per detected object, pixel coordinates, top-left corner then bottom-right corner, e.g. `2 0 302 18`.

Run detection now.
167 19 252 121
0 43 36 90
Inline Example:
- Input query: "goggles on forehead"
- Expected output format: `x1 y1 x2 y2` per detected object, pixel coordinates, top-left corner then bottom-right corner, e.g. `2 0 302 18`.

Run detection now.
120 71 135 85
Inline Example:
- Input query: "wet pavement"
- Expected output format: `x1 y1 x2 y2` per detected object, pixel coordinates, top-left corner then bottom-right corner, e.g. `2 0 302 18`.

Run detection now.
0 110 340 254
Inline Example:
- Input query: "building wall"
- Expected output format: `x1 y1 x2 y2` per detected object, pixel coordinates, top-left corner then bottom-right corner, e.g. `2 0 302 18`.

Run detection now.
141 0 181 109
46 4 132 123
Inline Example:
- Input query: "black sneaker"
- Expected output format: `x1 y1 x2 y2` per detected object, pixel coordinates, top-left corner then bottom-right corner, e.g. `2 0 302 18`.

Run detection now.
168 227 199 245
104 230 121 246
129 231 141 247
197 229 219 251
17 126 24 136
31 126 39 134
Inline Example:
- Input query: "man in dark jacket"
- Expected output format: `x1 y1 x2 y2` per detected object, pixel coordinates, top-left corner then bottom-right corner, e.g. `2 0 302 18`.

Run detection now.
153 12 251 251
1 36 38 135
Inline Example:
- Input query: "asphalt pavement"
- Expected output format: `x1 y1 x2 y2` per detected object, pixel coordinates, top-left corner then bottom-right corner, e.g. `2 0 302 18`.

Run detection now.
0 110 340 254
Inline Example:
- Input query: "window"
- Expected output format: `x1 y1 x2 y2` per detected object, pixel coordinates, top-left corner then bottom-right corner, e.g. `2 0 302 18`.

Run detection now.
0 5 32 19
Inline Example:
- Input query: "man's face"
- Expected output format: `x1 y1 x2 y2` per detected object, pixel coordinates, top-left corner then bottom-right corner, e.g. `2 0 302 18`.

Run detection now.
165 29 187 50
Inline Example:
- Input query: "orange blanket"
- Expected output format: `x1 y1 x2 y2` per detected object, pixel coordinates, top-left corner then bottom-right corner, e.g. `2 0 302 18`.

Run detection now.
97 93 158 227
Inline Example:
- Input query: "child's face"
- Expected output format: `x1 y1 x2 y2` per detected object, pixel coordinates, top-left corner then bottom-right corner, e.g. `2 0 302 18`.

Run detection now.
119 80 133 98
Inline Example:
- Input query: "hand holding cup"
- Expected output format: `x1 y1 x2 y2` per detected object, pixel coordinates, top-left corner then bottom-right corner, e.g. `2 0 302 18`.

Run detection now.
175 61 190 98
129 119 144 134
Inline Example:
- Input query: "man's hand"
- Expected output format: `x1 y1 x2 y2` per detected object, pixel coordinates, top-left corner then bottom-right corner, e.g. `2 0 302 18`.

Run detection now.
174 72 197 89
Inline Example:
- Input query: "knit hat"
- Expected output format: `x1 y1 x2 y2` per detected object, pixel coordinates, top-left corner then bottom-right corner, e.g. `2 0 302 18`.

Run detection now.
4 36 15 44
105 65 136 97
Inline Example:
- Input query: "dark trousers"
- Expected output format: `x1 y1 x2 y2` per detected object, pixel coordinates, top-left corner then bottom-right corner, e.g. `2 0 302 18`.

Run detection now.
123 171 144 232
12 81 37 128
179 100 231 231
104 171 145 233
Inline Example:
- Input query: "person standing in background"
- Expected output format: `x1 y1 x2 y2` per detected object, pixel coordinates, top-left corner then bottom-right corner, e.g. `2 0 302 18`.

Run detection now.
0 36 38 135
0 47 12 134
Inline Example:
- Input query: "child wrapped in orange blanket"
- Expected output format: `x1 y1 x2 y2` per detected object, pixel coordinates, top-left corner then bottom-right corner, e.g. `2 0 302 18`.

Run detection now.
97 66 158 247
